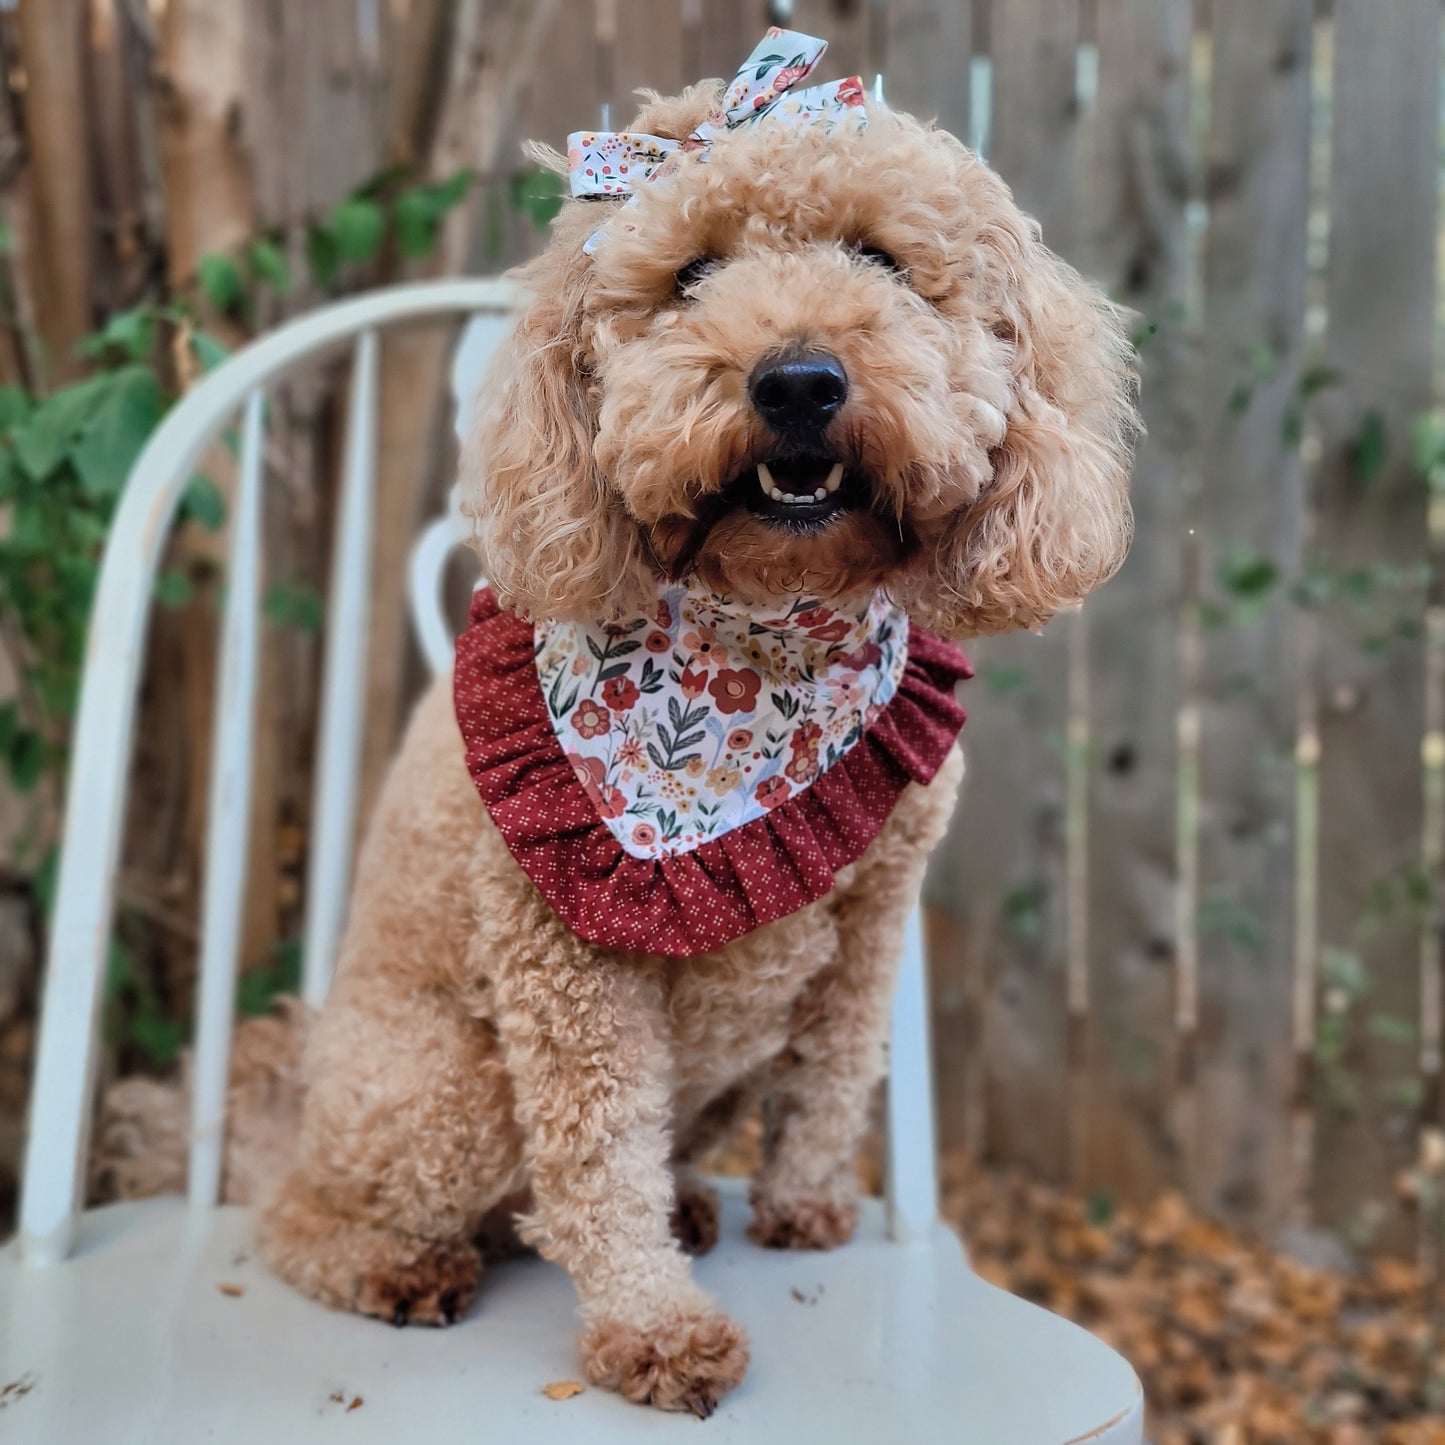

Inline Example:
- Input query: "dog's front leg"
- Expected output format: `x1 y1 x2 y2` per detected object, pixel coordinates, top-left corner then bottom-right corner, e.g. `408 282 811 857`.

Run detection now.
490 917 748 1416
749 749 964 1251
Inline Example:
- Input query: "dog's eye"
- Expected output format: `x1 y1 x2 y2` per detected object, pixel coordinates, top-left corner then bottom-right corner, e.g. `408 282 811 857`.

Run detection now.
854 243 903 274
675 257 719 296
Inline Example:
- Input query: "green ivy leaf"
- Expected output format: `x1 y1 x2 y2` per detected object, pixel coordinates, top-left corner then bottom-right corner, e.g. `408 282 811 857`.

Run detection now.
1367 1013 1415 1045
0 383 33 434
191 330 231 374
394 190 440 258
7 727 44 792
1353 408 1389 488
198 252 246 316
509 168 563 230
329 197 386 263
12 374 113 480
181 475 226 531
264 580 323 631
247 238 291 293
70 366 167 498
76 308 156 364
305 223 341 287
1321 946 1369 997
154 568 194 608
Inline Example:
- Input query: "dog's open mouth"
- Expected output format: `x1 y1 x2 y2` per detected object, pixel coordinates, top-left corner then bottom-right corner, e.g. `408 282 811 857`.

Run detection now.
730 453 864 528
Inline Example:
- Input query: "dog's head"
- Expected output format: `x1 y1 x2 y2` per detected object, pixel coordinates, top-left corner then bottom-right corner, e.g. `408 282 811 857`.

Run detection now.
463 84 1138 637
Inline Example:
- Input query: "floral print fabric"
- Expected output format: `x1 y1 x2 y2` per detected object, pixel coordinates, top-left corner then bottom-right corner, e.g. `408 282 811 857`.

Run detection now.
570 27 867 251
535 581 908 861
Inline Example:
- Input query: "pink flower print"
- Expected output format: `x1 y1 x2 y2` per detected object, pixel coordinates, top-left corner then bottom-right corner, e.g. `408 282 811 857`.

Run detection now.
838 642 883 670
571 698 610 739
571 654 589 676
810 619 851 644
679 666 709 700
707 764 742 796
754 776 791 810
837 77 865 107
645 631 670 654
656 599 672 629
683 627 726 666
632 821 659 849
602 676 640 712
708 668 762 715
616 738 646 769
796 606 836 630
785 751 819 786
685 757 707 778
791 720 822 755
726 727 754 751
774 63 810 92
569 753 605 789
594 783 626 819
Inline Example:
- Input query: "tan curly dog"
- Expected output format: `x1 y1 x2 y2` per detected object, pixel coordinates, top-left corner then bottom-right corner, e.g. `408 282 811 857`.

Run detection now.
106 75 1137 1418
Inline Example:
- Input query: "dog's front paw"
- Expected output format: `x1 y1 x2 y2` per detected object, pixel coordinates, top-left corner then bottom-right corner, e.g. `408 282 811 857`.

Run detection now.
352 1238 481 1327
748 1192 859 1251
582 1308 749 1417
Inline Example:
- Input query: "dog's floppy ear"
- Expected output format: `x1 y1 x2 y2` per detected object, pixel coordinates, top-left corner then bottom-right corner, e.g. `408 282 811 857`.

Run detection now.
461 234 652 621
915 221 1138 637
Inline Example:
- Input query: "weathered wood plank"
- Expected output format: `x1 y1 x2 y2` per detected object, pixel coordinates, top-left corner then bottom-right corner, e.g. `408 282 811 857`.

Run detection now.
1076 0 1192 1207
884 0 971 138
928 0 1083 1184
690 0 757 84
1195 0 1313 1228
616 0 686 116
788 0 873 83
1311 0 1439 1252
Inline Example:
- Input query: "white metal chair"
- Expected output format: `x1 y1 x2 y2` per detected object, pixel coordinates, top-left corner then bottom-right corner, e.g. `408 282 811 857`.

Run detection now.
0 281 1143 1443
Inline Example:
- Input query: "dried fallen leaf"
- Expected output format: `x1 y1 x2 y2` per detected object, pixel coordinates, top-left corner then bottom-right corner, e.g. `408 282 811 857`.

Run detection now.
217 1283 245 1298
347 1397 364 1412
542 1381 585 1401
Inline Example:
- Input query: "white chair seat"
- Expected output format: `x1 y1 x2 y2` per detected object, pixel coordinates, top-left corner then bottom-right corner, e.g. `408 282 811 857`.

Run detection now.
1 1180 1141 1444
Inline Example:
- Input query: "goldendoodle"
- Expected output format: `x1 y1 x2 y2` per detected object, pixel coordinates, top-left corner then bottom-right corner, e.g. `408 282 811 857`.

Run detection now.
170 36 1136 1418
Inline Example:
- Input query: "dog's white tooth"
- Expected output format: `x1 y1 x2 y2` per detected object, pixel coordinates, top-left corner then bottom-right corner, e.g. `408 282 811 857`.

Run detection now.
814 488 827 501
824 462 844 494
758 462 775 494
770 487 785 502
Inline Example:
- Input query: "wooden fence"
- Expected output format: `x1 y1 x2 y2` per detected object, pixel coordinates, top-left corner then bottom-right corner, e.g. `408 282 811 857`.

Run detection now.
1 0 1441 1260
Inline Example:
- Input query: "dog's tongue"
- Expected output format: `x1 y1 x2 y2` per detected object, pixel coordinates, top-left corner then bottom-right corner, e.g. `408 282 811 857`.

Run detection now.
758 458 844 504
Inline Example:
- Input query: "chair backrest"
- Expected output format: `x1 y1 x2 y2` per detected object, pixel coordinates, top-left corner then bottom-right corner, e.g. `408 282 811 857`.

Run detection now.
18 280 939 1268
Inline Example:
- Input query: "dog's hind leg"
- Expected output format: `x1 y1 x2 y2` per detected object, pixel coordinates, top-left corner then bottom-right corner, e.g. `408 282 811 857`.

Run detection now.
259 1173 482 1325
256 976 524 1327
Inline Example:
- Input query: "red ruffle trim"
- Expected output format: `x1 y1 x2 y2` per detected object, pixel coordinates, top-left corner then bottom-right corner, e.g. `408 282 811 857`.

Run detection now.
453 588 972 957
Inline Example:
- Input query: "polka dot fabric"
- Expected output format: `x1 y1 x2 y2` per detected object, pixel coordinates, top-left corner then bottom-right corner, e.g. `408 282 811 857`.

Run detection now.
453 588 972 958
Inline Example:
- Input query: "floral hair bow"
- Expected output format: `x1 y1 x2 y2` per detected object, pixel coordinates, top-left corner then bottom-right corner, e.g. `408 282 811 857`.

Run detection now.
568 28 867 254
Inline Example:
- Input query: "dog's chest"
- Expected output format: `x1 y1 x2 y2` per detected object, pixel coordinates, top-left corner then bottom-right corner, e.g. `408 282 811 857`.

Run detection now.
661 895 840 1095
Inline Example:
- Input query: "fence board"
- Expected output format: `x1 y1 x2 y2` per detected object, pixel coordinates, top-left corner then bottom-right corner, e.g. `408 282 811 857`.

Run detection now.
691 0 760 82
883 0 970 136
1076 0 1192 1207
1194 0 1313 1227
616 0 686 114
1311 0 1440 1252
788 0 873 83
928 0 1083 1184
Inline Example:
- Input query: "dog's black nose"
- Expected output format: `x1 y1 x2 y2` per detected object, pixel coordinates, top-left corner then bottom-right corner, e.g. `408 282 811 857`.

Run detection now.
749 351 849 435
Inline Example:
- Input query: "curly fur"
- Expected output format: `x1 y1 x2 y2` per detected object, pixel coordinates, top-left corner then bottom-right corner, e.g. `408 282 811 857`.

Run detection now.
142 82 1138 1417
468 89 1137 634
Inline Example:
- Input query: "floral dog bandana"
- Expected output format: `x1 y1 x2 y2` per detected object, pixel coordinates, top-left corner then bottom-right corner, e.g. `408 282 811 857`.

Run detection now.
454 580 971 957
569 27 867 253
